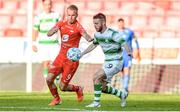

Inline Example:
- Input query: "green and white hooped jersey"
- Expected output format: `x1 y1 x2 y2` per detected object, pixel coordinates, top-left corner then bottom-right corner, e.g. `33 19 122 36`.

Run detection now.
93 28 125 61
34 11 61 44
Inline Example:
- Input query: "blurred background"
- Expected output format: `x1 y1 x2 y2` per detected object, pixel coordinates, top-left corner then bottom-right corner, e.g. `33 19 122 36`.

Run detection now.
0 0 180 93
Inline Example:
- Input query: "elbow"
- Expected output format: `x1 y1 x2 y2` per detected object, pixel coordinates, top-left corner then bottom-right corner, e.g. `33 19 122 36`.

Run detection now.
47 33 51 37
47 32 52 37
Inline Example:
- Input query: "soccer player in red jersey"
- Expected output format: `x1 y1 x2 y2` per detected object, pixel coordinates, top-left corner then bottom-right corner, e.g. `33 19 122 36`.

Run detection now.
46 4 93 106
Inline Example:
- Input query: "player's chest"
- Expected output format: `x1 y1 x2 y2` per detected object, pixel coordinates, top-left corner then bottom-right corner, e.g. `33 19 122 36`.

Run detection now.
60 25 80 42
60 25 79 35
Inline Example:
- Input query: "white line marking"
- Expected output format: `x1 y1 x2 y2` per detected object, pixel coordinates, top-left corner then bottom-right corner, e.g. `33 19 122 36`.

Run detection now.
0 106 88 111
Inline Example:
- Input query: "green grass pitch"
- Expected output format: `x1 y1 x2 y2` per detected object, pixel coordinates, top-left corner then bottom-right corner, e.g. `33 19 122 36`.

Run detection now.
0 92 180 111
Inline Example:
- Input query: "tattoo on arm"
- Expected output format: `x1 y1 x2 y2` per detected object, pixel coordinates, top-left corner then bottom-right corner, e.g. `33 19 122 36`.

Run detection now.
83 32 93 42
47 27 58 37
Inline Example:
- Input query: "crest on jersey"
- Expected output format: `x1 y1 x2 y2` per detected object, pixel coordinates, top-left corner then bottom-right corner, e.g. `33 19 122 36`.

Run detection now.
62 34 69 42
106 63 113 68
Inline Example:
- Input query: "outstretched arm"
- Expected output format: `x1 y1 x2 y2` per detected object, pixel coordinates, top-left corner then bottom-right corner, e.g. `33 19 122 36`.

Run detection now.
134 36 140 49
47 27 59 37
133 36 141 62
82 31 94 42
81 43 98 57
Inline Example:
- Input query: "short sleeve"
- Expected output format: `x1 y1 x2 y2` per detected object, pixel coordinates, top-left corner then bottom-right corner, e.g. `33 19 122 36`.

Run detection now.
33 15 40 31
93 34 99 45
127 28 134 39
131 31 135 39
54 19 63 29
113 32 125 46
77 23 86 36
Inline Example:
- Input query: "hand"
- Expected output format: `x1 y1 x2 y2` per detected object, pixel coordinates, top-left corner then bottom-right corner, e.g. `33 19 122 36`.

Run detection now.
32 45 38 52
128 52 133 57
133 49 141 63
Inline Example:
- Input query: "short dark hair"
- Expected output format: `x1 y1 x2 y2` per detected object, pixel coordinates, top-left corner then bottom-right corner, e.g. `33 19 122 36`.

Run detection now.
118 18 124 22
93 13 106 22
42 0 47 2
67 4 78 12
42 0 52 3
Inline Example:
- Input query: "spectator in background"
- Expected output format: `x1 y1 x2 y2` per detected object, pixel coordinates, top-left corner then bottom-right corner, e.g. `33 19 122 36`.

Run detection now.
32 0 61 83
117 18 141 107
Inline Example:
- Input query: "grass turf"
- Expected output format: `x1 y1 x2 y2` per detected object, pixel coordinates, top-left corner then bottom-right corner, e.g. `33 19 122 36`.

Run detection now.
0 92 180 111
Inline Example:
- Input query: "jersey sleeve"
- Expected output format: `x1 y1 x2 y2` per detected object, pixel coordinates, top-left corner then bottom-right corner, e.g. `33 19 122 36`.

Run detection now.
130 30 135 40
54 19 63 28
128 29 135 39
93 34 99 45
113 32 125 46
77 23 86 36
33 15 40 31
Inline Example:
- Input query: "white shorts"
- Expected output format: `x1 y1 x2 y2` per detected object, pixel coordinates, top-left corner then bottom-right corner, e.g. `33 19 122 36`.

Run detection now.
37 44 60 62
102 60 123 82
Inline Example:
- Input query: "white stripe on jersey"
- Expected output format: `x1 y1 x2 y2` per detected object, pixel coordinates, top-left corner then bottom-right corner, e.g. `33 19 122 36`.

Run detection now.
34 12 61 41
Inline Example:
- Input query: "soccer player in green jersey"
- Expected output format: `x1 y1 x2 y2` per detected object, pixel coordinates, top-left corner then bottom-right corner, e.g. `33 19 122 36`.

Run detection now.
80 13 131 108
32 0 61 83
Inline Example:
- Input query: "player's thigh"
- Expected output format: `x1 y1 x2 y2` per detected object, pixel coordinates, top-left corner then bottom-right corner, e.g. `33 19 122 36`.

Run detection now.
103 60 123 82
61 61 79 85
48 58 63 77
123 55 132 68
123 56 132 75
93 68 106 83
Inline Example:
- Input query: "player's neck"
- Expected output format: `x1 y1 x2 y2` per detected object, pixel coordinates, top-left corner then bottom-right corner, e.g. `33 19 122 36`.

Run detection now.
67 20 77 25
119 27 125 31
45 10 52 13
100 26 107 33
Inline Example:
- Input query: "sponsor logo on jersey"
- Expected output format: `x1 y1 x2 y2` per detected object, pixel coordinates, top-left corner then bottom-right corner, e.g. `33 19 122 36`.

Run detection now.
70 30 74 32
106 63 113 68
62 35 69 42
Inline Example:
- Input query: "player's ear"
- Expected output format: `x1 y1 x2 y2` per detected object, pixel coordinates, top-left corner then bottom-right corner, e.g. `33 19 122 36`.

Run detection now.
102 20 106 26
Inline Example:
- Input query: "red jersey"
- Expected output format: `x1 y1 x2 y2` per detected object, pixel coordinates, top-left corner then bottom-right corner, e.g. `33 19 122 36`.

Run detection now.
49 20 85 83
54 20 85 57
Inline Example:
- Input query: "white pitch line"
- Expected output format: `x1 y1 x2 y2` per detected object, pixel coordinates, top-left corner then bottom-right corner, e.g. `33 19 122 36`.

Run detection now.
0 106 88 111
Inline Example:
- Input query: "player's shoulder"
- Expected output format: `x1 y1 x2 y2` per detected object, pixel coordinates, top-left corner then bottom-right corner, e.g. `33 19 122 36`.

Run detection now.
50 11 60 16
94 32 99 38
109 28 120 35
125 27 134 33
35 12 49 19
108 28 121 37
108 28 119 33
75 20 83 27
58 19 67 24
51 11 59 15
35 11 44 18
